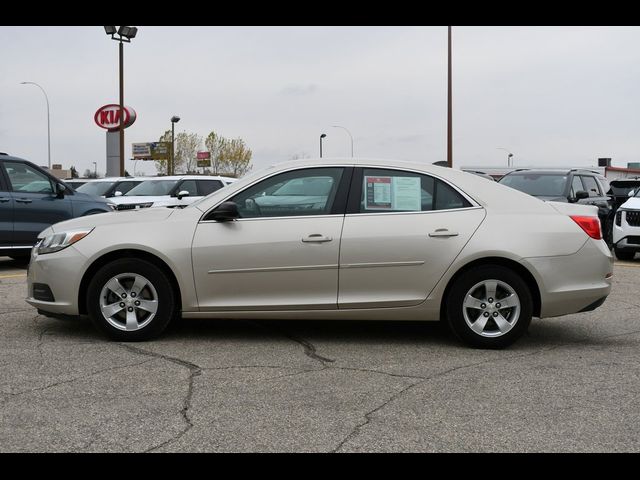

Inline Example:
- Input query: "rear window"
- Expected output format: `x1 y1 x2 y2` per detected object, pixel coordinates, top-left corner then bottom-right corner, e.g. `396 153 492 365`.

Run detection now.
499 173 568 197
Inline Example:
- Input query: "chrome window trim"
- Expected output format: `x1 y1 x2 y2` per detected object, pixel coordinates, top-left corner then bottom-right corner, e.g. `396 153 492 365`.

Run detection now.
345 206 483 218
198 163 481 223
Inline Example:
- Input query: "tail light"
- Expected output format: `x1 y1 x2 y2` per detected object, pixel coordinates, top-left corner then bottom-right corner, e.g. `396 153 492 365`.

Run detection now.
570 215 602 240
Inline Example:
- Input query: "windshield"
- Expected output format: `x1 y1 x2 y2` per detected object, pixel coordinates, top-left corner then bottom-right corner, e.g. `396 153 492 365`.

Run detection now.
77 181 116 196
125 180 178 196
499 173 568 197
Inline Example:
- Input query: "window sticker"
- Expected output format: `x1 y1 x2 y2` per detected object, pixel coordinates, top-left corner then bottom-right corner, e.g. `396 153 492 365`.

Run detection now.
393 177 421 211
365 176 392 209
364 176 421 211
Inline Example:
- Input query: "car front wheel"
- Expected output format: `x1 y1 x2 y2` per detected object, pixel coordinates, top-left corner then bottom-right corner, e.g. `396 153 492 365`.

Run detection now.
446 265 533 349
86 258 176 341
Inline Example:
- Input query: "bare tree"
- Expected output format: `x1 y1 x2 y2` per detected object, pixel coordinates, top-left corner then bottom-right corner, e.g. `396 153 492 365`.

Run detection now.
204 131 226 175
219 138 253 178
176 132 202 173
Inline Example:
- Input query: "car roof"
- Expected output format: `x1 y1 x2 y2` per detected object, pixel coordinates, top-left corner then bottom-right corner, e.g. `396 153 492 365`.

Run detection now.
80 177 147 182
504 168 601 175
138 175 236 181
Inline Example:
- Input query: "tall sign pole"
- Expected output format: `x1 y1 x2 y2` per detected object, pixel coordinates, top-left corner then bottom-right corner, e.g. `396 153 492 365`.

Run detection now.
447 25 453 168
119 40 125 176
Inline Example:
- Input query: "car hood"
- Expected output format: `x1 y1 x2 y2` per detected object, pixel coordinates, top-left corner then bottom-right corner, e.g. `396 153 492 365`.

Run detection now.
109 195 169 205
536 195 568 202
40 207 176 237
619 197 640 211
71 191 110 204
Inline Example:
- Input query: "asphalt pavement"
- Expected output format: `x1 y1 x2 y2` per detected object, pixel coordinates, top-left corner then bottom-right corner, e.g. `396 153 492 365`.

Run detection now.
1 256 639 452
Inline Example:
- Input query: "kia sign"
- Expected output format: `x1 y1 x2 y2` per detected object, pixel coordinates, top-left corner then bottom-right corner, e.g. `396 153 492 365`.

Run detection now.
94 104 137 131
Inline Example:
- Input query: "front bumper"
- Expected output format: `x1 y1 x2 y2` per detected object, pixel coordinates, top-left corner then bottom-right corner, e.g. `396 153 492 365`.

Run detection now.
522 238 613 318
25 245 88 315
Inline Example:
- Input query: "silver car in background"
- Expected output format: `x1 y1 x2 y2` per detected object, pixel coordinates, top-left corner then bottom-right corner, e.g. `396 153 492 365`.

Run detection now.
26 158 612 348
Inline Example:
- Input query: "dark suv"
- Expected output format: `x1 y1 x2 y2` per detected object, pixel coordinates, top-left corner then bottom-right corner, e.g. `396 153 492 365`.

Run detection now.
499 168 613 245
0 153 114 259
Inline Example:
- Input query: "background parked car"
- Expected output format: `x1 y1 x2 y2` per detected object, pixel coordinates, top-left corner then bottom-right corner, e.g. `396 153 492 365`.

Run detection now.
76 177 144 198
499 168 613 246
0 153 113 260
462 170 496 181
611 184 640 260
109 175 236 210
61 179 88 190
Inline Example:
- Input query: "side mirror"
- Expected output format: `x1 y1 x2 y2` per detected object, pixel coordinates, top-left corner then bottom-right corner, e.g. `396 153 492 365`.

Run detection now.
575 190 589 200
114 190 123 197
629 190 636 197
56 183 66 199
176 190 190 200
210 201 240 222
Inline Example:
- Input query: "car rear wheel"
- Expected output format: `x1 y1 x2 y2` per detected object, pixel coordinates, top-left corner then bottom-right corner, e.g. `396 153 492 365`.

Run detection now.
446 265 533 349
614 249 636 261
86 258 176 341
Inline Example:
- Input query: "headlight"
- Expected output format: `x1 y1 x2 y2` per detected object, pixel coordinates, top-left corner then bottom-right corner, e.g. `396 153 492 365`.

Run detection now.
137 202 154 209
107 202 117 211
37 228 94 255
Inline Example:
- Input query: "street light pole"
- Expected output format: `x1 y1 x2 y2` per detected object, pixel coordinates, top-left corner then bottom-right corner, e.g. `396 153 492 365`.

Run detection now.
320 133 327 158
171 116 180 175
119 40 124 177
447 25 453 168
497 148 514 167
20 82 51 169
331 125 353 157
104 26 137 177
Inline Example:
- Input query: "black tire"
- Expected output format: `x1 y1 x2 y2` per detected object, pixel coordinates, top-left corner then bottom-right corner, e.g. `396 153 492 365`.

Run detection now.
446 265 533 349
615 249 636 261
86 258 176 341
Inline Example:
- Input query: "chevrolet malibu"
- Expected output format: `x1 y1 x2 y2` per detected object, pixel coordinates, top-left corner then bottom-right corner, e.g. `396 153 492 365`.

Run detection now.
26 159 613 348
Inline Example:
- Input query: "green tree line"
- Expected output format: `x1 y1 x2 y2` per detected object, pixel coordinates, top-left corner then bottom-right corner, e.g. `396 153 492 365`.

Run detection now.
155 130 253 178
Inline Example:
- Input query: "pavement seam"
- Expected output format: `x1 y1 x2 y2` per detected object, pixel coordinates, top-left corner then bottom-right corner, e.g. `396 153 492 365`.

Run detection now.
117 344 202 453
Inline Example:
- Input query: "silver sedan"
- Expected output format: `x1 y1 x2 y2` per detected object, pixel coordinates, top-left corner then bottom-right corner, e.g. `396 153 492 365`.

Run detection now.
26 158 613 348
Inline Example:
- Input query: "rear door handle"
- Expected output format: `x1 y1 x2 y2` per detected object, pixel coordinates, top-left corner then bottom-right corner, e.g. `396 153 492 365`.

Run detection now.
302 234 333 243
15 198 33 204
429 229 459 238
0 197 10 203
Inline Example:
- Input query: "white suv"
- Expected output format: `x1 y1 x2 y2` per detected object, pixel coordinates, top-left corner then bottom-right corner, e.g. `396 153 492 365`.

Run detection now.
109 175 236 211
612 189 640 260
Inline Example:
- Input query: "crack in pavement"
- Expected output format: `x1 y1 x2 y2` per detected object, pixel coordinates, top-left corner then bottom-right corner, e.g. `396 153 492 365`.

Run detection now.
331 344 565 453
117 344 202 453
244 320 335 366
3 359 155 398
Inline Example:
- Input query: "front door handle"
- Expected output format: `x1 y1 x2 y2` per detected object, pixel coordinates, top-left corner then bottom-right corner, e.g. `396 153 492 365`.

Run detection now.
302 234 333 243
429 229 459 238
15 198 33 204
0 197 10 203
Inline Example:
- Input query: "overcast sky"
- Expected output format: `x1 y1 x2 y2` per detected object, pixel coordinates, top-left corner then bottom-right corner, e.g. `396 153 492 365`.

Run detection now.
1 26 639 176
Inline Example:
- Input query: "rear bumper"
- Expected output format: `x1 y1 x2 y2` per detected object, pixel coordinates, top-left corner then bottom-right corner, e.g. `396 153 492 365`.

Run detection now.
523 239 613 318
